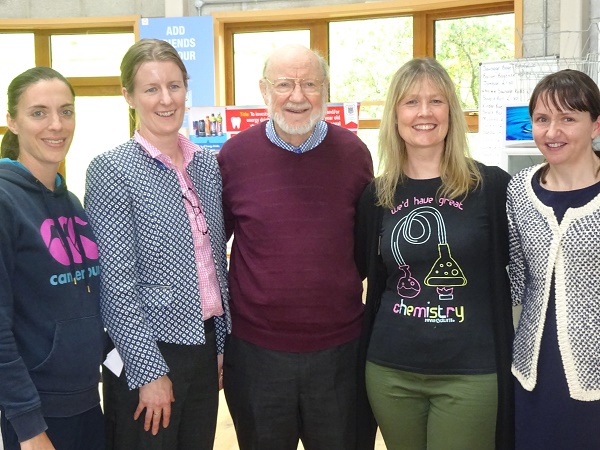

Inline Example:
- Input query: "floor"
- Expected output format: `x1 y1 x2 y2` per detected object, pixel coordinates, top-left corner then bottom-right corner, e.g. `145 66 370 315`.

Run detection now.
214 390 239 448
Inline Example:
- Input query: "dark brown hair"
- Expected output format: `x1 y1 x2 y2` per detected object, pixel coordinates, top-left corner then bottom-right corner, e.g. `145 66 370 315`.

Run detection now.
529 69 600 182
2 67 75 160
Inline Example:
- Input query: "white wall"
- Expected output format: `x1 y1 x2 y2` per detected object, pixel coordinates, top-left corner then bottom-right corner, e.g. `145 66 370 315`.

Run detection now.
0 0 368 19
0 0 163 18
188 0 372 15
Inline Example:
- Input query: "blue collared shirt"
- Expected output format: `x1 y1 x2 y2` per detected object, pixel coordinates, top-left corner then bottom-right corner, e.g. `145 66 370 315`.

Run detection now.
265 119 328 154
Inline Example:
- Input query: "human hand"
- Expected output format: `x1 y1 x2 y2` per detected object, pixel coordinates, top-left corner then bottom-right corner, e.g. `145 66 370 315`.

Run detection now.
20 432 55 450
217 353 224 390
133 375 175 435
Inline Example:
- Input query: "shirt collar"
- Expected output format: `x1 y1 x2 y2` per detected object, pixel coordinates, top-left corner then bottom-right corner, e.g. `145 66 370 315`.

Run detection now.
265 119 328 154
134 130 198 168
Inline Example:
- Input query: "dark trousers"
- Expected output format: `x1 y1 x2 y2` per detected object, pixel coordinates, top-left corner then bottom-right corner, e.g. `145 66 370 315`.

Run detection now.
1 404 104 450
103 325 219 450
223 335 359 450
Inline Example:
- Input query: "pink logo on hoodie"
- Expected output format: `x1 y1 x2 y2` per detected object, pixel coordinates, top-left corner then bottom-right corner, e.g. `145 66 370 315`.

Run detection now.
40 216 99 266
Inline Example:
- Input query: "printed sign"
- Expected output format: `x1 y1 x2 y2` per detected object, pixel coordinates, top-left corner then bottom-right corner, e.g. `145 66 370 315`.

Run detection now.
140 17 216 108
188 103 360 152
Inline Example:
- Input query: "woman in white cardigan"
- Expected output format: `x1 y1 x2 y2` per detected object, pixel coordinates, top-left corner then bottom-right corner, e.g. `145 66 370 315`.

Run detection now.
507 69 600 450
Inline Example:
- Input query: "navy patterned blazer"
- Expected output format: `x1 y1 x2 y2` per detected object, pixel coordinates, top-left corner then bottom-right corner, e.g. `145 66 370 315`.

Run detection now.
85 138 231 389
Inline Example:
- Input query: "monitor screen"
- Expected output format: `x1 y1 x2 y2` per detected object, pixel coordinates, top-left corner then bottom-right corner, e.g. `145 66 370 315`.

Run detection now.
504 104 536 147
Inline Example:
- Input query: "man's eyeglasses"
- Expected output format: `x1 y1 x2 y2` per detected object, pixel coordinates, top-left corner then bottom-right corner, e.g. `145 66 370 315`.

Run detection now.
182 189 208 235
263 77 325 95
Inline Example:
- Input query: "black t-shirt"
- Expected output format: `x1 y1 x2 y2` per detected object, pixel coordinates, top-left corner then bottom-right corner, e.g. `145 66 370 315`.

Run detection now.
367 177 497 374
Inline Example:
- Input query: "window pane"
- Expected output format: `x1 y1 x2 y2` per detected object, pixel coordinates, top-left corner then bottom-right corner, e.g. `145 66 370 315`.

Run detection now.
359 104 385 121
66 96 130 201
357 128 380 174
435 14 514 110
51 33 135 77
329 17 413 120
0 33 35 126
233 30 310 105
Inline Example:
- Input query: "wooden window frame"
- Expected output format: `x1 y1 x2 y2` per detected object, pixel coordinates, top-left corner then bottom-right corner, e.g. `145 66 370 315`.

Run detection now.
0 3 526 135
212 0 523 132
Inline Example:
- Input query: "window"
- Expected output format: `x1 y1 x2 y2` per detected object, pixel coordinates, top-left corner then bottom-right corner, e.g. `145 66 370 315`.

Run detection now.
0 17 138 199
435 13 515 111
66 96 131 200
213 0 518 138
51 33 134 77
0 33 35 127
329 16 413 122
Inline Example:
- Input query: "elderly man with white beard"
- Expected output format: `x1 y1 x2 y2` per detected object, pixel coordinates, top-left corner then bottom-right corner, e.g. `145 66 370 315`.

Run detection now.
217 44 374 450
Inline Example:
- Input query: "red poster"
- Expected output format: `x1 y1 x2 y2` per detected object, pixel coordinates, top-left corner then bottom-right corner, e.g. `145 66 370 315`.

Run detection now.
324 104 359 131
225 107 270 136
225 103 360 136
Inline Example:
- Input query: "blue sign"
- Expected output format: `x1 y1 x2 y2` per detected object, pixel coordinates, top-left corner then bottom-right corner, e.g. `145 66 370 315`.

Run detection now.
139 16 215 107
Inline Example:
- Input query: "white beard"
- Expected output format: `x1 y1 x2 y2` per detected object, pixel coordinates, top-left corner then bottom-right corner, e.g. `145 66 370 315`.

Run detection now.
268 98 327 136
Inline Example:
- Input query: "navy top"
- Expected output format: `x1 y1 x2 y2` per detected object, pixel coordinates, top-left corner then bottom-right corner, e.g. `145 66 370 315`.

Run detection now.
514 172 600 450
0 160 104 441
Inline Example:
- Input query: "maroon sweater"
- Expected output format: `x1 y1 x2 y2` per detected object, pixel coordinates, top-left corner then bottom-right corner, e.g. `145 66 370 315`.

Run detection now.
217 122 373 352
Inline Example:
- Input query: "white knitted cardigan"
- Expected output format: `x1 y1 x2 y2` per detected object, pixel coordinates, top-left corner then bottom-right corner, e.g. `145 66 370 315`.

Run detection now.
507 165 600 401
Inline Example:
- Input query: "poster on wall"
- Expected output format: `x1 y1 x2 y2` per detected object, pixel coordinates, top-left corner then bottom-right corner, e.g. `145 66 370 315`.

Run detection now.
139 16 215 131
188 103 360 152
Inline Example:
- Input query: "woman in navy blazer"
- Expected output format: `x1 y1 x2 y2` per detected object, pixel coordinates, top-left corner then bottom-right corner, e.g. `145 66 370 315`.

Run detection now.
85 39 230 450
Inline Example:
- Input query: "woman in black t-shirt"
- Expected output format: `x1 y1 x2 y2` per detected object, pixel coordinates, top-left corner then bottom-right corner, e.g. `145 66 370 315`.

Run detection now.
355 58 514 450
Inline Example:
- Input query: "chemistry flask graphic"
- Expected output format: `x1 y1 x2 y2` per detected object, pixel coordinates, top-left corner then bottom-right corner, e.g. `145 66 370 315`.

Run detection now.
424 243 466 286
390 206 466 300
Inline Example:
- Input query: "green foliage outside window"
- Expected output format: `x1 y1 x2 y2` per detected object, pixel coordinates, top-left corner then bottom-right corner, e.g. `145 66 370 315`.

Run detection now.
435 14 514 110
329 17 413 119
328 14 513 116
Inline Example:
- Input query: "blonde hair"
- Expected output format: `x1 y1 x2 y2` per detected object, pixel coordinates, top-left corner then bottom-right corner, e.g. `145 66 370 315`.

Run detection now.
375 58 481 208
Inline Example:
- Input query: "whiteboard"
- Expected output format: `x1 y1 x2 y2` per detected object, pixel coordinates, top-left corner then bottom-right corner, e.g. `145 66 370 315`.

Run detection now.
476 57 559 168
